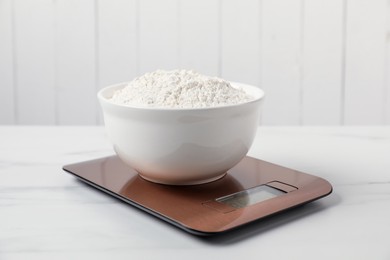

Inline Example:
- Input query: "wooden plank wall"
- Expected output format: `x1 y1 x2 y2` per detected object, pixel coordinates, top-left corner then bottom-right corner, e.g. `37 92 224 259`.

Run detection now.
0 0 389 125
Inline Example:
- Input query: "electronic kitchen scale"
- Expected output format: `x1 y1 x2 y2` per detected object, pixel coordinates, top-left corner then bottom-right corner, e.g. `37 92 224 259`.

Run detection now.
63 156 332 235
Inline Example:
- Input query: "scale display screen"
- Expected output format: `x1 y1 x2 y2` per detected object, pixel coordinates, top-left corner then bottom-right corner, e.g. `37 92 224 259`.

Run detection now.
216 185 286 209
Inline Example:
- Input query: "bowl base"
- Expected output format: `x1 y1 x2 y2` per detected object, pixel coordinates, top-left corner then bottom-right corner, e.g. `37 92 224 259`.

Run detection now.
138 172 227 186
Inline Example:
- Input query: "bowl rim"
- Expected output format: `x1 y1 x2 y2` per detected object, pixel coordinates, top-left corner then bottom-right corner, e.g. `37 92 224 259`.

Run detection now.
98 81 265 111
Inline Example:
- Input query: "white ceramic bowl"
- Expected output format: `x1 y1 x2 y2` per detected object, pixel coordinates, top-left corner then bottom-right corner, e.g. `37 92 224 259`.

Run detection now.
98 82 264 185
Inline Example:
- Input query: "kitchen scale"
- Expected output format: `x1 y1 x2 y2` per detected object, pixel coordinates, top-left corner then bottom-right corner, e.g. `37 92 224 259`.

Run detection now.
63 155 332 235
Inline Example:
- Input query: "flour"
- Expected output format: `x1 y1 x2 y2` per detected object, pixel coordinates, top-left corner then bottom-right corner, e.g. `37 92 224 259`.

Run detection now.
109 69 253 108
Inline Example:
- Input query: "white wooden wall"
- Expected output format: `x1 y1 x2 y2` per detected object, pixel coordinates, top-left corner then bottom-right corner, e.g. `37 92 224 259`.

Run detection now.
1 0 389 125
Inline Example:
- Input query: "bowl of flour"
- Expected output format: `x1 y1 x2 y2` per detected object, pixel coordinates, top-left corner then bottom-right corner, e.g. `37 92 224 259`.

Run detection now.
98 69 264 185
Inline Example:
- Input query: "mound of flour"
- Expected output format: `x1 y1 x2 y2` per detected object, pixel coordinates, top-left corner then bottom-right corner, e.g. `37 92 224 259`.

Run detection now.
109 70 253 108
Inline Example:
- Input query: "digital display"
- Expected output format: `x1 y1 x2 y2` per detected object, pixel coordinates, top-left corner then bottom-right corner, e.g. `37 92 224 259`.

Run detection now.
216 185 286 209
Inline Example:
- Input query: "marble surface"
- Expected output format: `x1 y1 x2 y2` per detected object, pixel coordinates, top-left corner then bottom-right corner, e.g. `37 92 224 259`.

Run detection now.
1 126 389 260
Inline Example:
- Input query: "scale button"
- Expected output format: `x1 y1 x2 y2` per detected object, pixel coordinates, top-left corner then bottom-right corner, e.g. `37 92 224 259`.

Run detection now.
267 181 298 192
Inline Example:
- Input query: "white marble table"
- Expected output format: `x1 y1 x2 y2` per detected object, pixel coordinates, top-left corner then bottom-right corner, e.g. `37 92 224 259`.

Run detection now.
1 126 389 260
